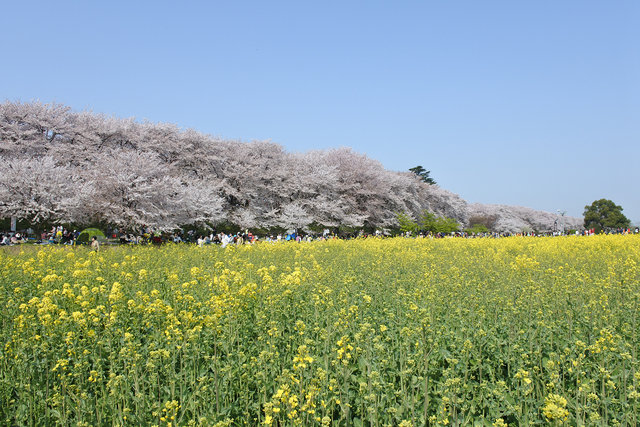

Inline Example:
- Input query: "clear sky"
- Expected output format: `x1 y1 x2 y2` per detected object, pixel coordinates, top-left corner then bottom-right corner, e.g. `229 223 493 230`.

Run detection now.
2 1 639 223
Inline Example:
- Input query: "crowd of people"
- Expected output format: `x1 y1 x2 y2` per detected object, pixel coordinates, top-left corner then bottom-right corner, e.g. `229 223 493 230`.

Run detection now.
192 230 324 247
1 226 80 246
0 232 26 245
1 225 639 248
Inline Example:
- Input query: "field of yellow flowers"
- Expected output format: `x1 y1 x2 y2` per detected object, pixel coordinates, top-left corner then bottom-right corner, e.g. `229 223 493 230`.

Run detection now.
1 235 639 426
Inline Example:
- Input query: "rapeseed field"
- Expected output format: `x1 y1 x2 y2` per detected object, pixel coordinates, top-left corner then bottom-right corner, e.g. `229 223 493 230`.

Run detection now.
1 235 639 426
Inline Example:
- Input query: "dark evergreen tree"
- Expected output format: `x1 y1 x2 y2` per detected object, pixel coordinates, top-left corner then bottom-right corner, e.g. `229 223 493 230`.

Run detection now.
409 165 436 185
583 199 630 232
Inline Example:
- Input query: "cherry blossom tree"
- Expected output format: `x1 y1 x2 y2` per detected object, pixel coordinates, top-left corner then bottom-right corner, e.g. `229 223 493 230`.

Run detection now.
0 100 583 233
0 156 86 224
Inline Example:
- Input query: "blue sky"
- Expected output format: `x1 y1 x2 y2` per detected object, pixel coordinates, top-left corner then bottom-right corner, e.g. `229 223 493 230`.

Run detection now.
2 1 639 223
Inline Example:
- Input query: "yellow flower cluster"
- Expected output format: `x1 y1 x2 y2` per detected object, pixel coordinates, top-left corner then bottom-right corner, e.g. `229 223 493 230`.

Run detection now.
543 393 569 421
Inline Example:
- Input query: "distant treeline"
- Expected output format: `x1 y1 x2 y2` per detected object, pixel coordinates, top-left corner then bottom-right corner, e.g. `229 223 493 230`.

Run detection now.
0 101 467 232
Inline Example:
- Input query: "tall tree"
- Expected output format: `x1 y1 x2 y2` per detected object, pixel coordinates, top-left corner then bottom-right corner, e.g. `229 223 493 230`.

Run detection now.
583 199 630 232
409 165 436 185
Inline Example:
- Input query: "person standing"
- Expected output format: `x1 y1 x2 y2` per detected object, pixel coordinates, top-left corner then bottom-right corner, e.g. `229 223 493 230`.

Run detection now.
90 236 100 252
